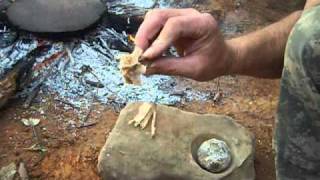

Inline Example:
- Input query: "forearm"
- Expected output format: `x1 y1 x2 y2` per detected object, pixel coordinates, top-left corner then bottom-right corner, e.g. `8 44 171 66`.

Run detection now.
226 11 302 78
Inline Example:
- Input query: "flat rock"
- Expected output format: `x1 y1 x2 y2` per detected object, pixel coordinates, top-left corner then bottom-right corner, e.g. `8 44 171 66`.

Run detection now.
98 103 255 180
6 0 106 32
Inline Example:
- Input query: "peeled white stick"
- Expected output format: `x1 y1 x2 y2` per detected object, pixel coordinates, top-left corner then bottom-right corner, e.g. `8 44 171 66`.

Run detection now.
151 108 157 138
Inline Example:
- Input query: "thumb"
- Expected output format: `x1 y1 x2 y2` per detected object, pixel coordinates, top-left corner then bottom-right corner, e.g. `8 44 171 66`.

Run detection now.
145 56 199 78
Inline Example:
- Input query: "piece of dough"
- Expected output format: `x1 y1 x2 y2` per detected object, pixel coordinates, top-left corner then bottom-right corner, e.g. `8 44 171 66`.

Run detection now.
119 47 146 85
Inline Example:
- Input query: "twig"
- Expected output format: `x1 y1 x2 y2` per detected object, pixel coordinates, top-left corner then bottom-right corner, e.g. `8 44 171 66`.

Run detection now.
77 121 97 128
55 99 80 110
65 47 74 63
23 86 41 108
31 125 40 144
82 106 93 122
85 79 104 88
213 77 222 103
216 77 221 92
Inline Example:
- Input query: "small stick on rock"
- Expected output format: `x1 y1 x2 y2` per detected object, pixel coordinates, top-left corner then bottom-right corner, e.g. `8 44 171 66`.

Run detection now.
151 108 157 138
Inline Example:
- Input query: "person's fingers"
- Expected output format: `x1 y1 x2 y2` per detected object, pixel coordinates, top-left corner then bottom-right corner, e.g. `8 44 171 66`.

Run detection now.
135 8 200 50
145 55 199 79
142 14 214 59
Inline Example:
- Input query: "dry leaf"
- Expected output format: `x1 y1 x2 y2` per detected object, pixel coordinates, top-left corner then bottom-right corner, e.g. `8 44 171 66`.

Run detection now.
21 118 40 127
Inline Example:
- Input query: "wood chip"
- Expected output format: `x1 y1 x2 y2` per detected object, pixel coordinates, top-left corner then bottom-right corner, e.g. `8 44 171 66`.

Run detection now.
128 103 157 138
140 105 154 129
128 103 153 126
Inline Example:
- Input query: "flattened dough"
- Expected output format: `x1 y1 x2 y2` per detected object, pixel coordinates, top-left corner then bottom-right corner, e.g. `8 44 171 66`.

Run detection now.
119 47 146 85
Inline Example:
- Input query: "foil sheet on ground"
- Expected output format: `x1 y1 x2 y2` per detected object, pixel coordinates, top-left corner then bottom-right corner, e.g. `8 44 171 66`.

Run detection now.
0 29 211 110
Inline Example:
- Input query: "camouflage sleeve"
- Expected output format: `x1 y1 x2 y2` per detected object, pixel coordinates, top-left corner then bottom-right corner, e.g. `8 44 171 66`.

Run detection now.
275 5 320 180
289 0 307 9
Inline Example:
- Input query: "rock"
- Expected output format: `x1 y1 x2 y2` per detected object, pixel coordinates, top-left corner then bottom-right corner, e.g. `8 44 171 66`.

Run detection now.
6 0 106 33
98 102 255 180
0 162 17 180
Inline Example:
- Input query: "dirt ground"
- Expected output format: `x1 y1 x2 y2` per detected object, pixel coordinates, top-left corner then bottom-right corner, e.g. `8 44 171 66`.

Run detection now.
0 77 279 180
0 1 302 180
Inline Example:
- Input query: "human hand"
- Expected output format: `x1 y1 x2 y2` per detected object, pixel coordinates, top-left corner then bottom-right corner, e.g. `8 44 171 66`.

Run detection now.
135 8 236 81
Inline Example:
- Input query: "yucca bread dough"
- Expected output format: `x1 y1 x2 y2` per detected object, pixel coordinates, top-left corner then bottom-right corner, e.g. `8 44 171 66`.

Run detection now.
119 47 146 85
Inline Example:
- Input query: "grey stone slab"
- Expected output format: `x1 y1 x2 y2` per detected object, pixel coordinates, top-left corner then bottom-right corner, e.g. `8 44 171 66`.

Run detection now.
6 0 106 32
98 102 255 180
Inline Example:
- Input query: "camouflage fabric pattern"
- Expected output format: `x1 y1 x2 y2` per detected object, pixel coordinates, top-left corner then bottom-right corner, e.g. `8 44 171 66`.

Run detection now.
276 5 320 180
289 0 306 9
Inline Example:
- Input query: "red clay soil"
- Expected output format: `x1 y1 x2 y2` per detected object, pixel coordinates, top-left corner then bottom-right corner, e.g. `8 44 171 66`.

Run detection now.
0 76 279 180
